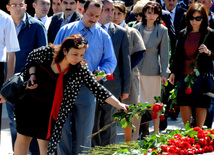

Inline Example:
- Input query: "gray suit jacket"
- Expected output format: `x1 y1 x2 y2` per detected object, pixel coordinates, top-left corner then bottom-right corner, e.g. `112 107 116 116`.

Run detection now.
134 23 170 78
102 23 131 97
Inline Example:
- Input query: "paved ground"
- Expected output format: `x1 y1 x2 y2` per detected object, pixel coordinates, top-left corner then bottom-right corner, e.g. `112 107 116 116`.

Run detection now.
0 103 213 155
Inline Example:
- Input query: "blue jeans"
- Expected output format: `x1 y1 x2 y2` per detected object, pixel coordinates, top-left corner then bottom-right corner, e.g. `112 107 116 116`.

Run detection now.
6 102 39 155
57 84 96 155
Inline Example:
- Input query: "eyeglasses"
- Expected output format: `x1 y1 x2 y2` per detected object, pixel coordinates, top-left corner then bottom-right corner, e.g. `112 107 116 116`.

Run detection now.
190 16 202 21
9 3 25 8
134 13 143 18
147 2 160 7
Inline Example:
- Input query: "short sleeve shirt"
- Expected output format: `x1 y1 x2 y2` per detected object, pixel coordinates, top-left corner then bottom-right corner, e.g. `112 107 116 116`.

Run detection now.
0 10 20 62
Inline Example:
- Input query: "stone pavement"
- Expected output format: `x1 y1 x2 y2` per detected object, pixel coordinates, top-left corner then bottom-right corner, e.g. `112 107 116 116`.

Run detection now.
0 103 213 155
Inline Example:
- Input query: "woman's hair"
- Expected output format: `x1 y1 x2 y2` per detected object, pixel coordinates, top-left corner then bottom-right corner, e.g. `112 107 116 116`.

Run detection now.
133 0 149 14
53 34 88 63
185 2 209 33
142 1 162 25
114 2 127 15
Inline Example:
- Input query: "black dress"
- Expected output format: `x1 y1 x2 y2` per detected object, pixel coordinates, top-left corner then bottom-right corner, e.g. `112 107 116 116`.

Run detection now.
15 62 71 140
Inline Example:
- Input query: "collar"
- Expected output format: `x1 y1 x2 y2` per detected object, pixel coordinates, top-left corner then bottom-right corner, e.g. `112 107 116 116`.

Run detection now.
119 20 125 27
78 19 95 34
16 13 26 26
34 15 48 24
97 22 110 30
166 7 176 14
64 12 74 22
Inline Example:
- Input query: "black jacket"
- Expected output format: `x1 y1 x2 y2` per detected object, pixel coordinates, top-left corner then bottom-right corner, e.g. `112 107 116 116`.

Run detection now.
171 29 214 81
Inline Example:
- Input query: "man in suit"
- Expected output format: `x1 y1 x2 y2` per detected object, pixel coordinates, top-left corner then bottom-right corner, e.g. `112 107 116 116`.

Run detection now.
52 0 62 14
6 0 47 154
92 0 131 146
48 0 82 43
33 0 51 31
163 0 186 35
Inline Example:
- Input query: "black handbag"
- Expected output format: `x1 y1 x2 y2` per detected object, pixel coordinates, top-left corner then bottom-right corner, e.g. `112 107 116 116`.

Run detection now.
0 72 27 103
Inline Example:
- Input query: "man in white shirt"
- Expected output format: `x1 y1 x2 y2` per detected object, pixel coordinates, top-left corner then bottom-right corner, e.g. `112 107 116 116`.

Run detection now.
0 9 20 141
33 0 51 31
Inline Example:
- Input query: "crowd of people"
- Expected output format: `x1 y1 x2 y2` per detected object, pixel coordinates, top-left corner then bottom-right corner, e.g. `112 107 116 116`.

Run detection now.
0 0 213 154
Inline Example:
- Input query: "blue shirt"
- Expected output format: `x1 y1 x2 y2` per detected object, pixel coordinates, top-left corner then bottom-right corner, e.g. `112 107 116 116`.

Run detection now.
15 13 26 36
54 20 117 74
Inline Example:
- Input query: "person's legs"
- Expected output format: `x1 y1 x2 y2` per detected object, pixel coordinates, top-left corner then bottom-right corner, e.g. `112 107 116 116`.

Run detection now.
153 113 160 134
37 139 49 155
0 62 4 144
92 102 102 146
57 112 73 155
180 106 192 127
75 85 96 155
14 133 32 155
132 115 141 140
196 108 207 128
6 102 17 150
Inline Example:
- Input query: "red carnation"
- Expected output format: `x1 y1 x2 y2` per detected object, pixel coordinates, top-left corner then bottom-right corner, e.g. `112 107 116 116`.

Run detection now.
156 103 163 110
152 104 160 113
160 114 165 121
106 74 113 80
193 127 201 132
161 144 168 152
174 134 181 139
185 87 192 94
151 112 158 119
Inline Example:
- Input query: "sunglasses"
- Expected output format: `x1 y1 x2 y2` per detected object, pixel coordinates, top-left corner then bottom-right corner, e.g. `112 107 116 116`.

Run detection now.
147 2 160 7
73 37 88 48
135 13 143 18
190 16 202 21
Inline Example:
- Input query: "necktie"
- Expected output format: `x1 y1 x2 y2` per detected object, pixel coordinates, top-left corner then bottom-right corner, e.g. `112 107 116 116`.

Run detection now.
82 27 90 40
101 25 106 32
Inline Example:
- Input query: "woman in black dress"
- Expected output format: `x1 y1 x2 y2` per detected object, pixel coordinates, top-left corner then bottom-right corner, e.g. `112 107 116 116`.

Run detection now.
0 34 128 155
169 3 214 128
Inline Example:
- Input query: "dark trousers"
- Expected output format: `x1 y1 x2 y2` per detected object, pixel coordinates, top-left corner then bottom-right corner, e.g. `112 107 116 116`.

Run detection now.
0 62 4 143
92 102 117 147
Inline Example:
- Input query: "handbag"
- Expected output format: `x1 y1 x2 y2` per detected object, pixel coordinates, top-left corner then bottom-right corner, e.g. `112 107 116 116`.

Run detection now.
0 72 27 103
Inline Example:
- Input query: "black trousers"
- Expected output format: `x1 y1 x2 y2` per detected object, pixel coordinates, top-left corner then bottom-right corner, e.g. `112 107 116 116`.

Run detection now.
0 62 4 143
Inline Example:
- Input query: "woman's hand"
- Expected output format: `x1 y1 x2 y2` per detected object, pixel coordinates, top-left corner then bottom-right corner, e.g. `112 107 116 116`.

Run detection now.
27 75 38 89
120 93 129 100
198 44 211 55
169 73 175 85
0 95 6 103
161 76 167 85
105 95 128 113
116 102 128 113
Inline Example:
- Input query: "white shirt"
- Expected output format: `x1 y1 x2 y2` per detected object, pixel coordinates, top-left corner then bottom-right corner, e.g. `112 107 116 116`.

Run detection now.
166 7 176 24
0 10 20 62
34 15 51 31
